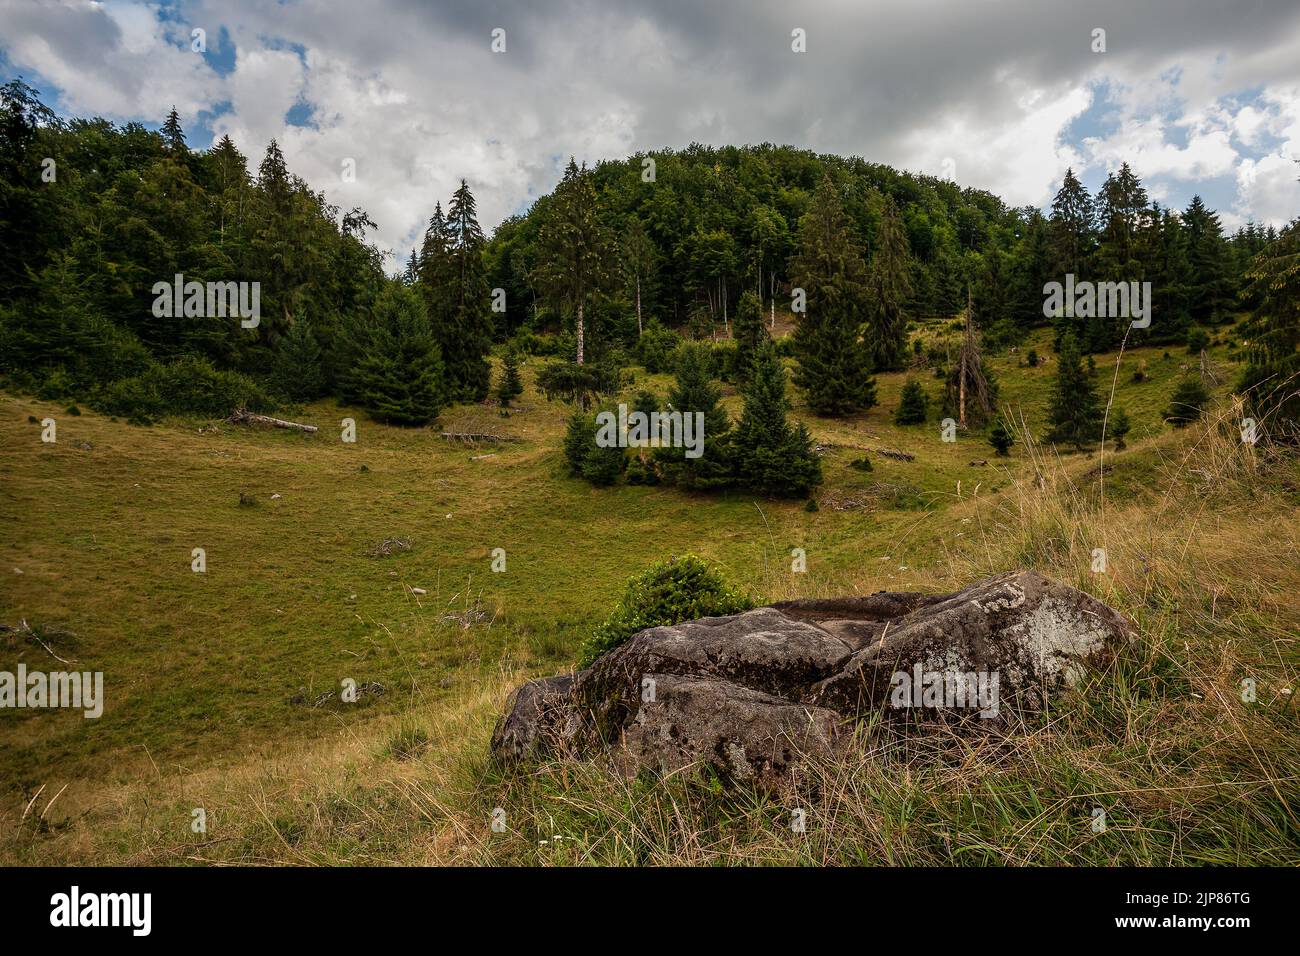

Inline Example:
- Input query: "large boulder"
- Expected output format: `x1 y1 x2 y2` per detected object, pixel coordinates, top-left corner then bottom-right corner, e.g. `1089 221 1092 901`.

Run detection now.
492 571 1131 781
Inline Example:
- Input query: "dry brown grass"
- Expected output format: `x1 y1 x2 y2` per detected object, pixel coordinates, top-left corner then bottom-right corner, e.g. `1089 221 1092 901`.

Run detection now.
6 398 1296 866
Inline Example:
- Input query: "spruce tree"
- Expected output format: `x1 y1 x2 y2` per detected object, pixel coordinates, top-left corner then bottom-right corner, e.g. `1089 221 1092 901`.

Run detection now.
272 318 325 402
1147 205 1194 344
1238 218 1300 433
731 290 769 387
1183 196 1235 325
436 180 494 401
1164 377 1211 428
563 408 595 474
344 283 445 426
894 379 929 425
865 192 913 371
655 342 732 489
563 406 624 486
1011 210 1053 325
1045 332 1104 450
496 348 523 408
1091 162 1150 350
731 342 822 497
988 418 1015 456
1095 162 1148 276
534 159 609 364
790 175 875 416
945 291 997 428
161 107 187 152
1049 168 1095 278
1110 407 1131 449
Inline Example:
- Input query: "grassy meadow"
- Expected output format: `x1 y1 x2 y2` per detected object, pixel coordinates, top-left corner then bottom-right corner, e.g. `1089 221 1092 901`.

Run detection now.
2 321 1297 865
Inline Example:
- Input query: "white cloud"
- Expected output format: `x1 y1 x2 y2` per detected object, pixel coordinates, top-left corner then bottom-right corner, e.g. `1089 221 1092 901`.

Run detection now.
900 80 1092 207
5 0 1300 258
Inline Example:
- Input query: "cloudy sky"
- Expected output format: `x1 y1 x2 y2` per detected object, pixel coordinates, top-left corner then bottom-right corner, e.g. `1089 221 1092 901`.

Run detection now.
3 0 1299 267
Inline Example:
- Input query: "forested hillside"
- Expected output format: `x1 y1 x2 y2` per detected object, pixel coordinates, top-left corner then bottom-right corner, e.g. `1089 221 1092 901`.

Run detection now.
2 78 1297 441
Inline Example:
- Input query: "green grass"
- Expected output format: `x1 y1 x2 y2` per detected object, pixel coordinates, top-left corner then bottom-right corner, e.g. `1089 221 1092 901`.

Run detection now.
2 322 1296 865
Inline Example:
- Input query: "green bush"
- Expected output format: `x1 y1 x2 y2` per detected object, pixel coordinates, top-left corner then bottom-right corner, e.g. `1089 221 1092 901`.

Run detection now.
98 355 272 425
624 454 659 485
578 555 753 667
635 321 681 374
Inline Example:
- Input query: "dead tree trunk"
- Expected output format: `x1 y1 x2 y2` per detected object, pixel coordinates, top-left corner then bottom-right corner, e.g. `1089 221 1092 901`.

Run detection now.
227 410 318 433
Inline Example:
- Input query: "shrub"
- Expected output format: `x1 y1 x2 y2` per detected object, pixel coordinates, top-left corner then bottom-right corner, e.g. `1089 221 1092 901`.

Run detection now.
536 360 620 407
635 322 681 374
509 328 561 357
577 555 753 667
98 355 272 425
624 454 659 486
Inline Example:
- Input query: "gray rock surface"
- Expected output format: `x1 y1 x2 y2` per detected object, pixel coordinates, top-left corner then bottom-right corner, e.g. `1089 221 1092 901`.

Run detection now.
492 570 1131 781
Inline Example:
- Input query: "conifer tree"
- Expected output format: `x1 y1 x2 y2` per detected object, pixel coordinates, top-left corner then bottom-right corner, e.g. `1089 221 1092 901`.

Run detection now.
417 202 452 322
1146 205 1194 343
1238 216 1300 433
1095 162 1148 276
161 107 186 152
1164 377 1211 427
945 291 997 428
272 318 324 402
731 342 822 497
865 192 913 371
534 159 609 364
496 348 523 408
1183 195 1235 325
894 379 929 425
790 175 875 416
655 342 732 489
1049 167 1095 279
440 179 493 401
343 283 445 426
988 418 1015 456
731 289 769 387
1110 407 1131 449
1011 210 1053 325
1045 332 1104 450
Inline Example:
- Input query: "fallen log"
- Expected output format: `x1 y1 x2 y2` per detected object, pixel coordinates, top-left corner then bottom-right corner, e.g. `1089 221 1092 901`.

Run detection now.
874 447 915 462
227 410 318 433
439 431 521 443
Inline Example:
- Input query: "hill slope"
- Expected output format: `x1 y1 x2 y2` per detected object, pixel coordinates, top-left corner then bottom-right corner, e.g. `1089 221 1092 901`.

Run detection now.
2 329 1297 865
